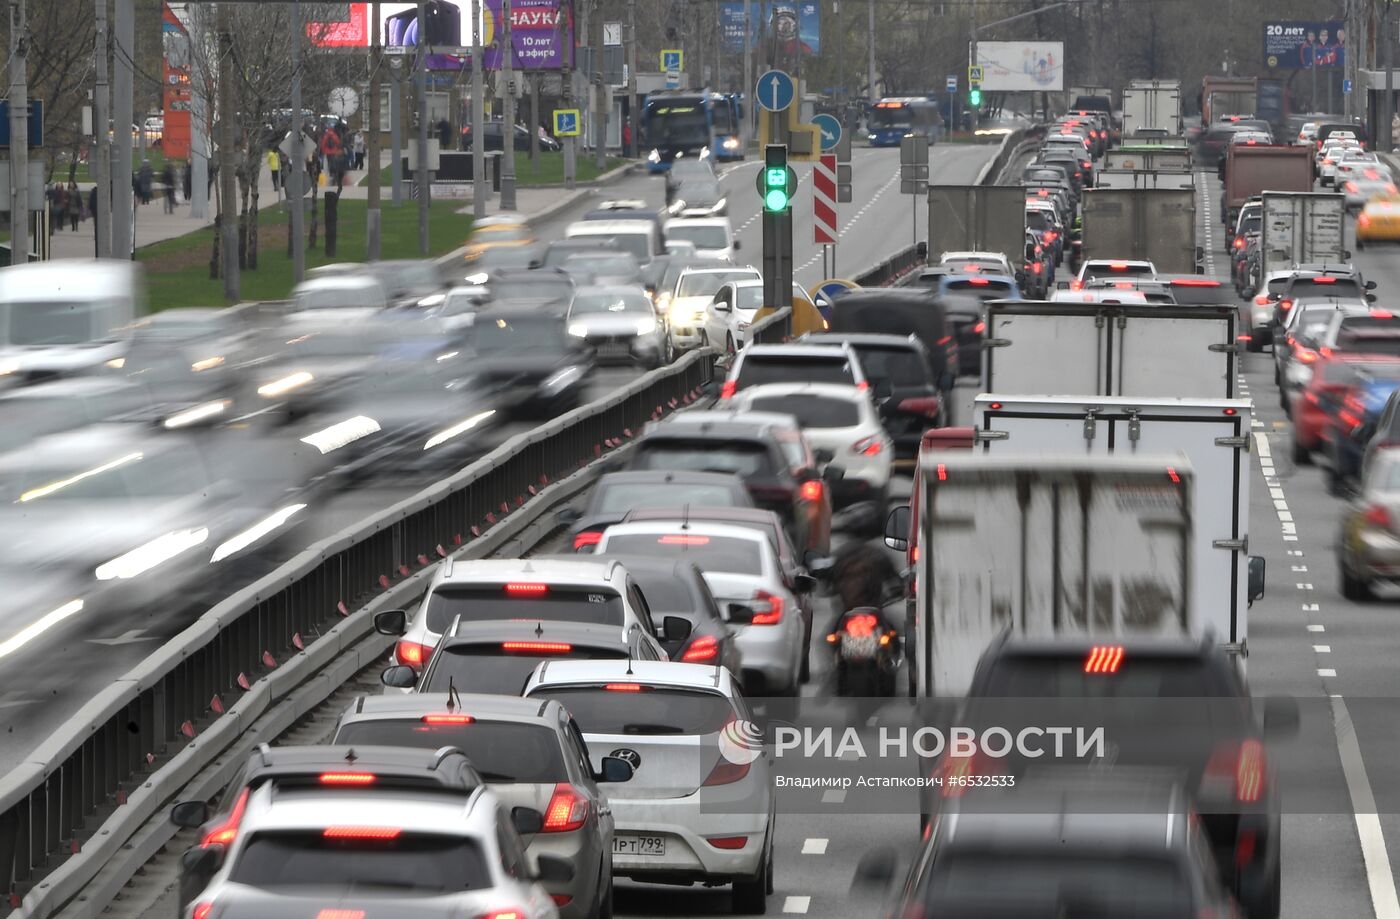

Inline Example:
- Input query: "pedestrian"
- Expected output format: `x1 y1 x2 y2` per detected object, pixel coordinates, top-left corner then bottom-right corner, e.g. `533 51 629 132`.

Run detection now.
48 185 61 233
622 121 631 154
67 180 80 230
161 163 176 212
267 146 280 199
138 159 153 205
319 126 342 177
1391 113 1400 151
353 130 366 171
183 162 192 201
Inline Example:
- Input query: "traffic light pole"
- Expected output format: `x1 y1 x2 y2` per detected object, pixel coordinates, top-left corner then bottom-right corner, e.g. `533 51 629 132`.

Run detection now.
760 143 793 309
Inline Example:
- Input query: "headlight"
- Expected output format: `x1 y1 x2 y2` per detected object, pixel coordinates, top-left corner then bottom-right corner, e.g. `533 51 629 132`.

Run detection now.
635 318 657 335
417 293 446 308
568 323 589 338
647 149 661 163
258 371 314 398
709 197 728 215
464 272 489 284
540 365 585 396
723 137 740 150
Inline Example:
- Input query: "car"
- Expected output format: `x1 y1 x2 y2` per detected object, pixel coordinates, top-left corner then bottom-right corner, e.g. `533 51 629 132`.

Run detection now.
288 273 388 319
857 773 1243 918
1195 122 1252 165
1226 205 1262 258
1021 230 1055 298
1023 204 1065 262
1291 354 1400 464
539 236 622 269
1334 149 1387 180
469 305 592 419
592 522 813 694
704 278 767 354
483 267 577 310
1359 388 1400 481
1342 171 1398 211
722 341 869 399
582 200 672 240
114 308 253 405
1035 151 1087 193
1273 299 1374 410
1315 122 1369 149
617 505 827 586
380 617 670 693
1271 267 1375 330
939 250 1015 276
521 660 775 912
1338 446 1400 600
816 332 946 459
463 116 561 152
669 176 728 217
463 215 536 264
664 216 738 260
1072 258 1157 289
1357 191 1400 247
330 694 636 919
728 381 892 506
663 158 718 198
565 218 664 265
1314 358 1400 493
171 745 563 919
1243 270 1298 351
565 284 670 367
376 556 660 677
564 470 754 551
622 413 834 557
665 266 763 351
559 251 644 287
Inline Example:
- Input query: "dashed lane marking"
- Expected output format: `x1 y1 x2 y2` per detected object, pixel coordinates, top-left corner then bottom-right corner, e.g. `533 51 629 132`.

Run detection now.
1314 645 1333 653
783 896 812 914
802 838 829 855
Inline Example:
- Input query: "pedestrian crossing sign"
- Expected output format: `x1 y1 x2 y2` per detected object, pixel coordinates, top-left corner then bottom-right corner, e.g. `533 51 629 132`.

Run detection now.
554 109 581 137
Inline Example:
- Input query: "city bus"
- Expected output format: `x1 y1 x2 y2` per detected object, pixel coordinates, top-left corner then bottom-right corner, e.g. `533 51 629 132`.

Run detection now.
867 96 943 147
642 90 745 172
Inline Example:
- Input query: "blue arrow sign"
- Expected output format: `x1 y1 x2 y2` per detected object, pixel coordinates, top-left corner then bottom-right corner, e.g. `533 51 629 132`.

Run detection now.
812 114 842 151
756 69 795 113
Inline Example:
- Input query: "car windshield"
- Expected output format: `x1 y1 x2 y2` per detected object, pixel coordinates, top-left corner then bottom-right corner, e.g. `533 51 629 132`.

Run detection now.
334 718 568 783
747 394 861 428
488 278 572 303
532 687 733 735
472 314 567 353
231 830 490 894
667 224 729 250
851 345 929 386
4 299 129 346
423 586 624 635
577 233 649 261
600 532 763 576
631 439 775 477
924 851 1190 915
592 481 742 514
570 290 651 316
677 271 750 298
295 287 380 310
1290 278 1363 300
543 244 609 268
735 354 855 388
978 654 1238 697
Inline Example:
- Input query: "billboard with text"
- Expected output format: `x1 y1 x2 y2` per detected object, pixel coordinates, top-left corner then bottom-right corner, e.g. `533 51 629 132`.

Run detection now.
974 41 1064 92
1263 21 1345 70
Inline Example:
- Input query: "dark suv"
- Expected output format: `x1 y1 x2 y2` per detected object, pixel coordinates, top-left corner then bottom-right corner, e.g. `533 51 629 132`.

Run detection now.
817 332 946 458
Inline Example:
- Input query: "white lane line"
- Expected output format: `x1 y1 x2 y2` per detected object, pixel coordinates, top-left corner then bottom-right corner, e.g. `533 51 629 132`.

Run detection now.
1308 624 1326 632
1314 645 1333 653
783 896 812 914
1319 668 1338 677
821 789 847 804
1331 695 1400 918
802 838 829 855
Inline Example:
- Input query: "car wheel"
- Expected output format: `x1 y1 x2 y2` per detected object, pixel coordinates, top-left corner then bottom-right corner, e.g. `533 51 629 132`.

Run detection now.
1291 436 1311 465
1341 561 1373 602
730 835 771 914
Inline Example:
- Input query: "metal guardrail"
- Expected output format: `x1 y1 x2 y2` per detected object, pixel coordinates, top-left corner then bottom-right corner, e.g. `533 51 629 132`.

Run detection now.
748 306 793 345
851 242 928 287
0 350 714 913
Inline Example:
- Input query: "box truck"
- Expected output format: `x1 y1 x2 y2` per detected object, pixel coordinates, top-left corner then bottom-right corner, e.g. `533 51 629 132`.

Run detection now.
1122 80 1182 135
1081 187 1201 274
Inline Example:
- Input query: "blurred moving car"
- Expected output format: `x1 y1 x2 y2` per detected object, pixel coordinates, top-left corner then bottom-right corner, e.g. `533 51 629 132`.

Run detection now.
463 215 536 263
817 332 946 456
704 278 766 355
0 259 144 384
1356 192 1400 247
559 252 644 287
289 273 388 319
471 305 593 419
664 217 737 260
666 266 762 352
1338 446 1400 600
565 285 670 367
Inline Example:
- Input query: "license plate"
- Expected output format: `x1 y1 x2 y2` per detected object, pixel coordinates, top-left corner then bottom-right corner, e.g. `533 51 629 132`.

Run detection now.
613 834 666 856
595 343 630 357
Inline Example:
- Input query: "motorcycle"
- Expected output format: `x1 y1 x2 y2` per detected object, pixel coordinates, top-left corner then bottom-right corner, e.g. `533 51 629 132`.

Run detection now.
827 606 901 696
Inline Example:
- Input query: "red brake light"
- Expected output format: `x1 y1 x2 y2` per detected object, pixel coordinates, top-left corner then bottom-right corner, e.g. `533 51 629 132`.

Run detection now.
799 480 824 502
505 582 548 595
201 788 250 848
1254 295 1271 305
972 321 986 333
542 783 589 832
720 379 737 399
1168 467 1181 484
707 835 750 849
1312 276 1337 284
1295 348 1319 364
1109 262 1128 270
421 714 473 724
856 380 870 391
1280 299 1293 312
1365 504 1393 529
502 640 574 653
1084 645 1125 674
1172 278 1221 287
323 826 402 839
967 277 990 286
1113 282 1135 290
1036 188 1049 197
395 640 428 668
1373 309 1394 319
1032 262 1042 274
1223 408 1237 416
320 772 376 786
605 682 644 691
1233 237 1245 250
193 904 214 919
659 534 711 545
936 463 947 481
843 613 880 637
853 436 883 456
1070 279 1083 291
1235 739 1265 803
316 911 366 919
573 530 603 550
680 633 720 662
1346 181 1360 193
750 589 784 625
1360 213 1373 228
480 910 527 919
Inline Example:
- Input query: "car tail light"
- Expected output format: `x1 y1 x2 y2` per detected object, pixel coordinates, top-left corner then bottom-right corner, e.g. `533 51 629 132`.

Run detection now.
573 530 603 550
192 903 214 919
1280 298 1293 312
1254 295 1271 305
1032 262 1042 274
605 682 644 691
201 788 250 848
1081 160 1092 169
542 783 590 832
1323 157 1334 166
680 633 720 662
799 480 823 502
708 835 749 849
479 908 527 919
505 582 548 595
750 590 784 625
395 639 428 668
1070 279 1083 291
1084 645 1124 674
1295 347 1319 364
1172 278 1221 287
972 321 986 333
1233 236 1245 250
323 826 402 839
320 772 376 786
551 894 573 907
1373 309 1394 319
1235 828 1258 870
704 741 753 785
853 436 883 456
843 613 880 638
1366 505 1393 529
502 640 573 653
1359 213 1373 228
659 534 711 545
1205 739 1266 803
1346 181 1360 193
1312 276 1337 284
720 379 737 399
967 277 990 286
422 714 473 725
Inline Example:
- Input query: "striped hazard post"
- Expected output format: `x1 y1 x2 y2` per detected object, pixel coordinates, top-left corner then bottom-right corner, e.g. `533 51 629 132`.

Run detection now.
813 153 837 245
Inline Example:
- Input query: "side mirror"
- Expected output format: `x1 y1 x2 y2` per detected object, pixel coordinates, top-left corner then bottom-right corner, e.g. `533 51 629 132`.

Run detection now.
884 505 911 552
822 464 846 483
662 615 693 644
555 506 582 525
732 239 742 250
171 800 211 828
1247 555 1266 606
1263 696 1300 738
180 844 225 877
380 664 418 688
535 853 576 883
726 603 756 624
1367 280 1378 290
373 608 408 637
851 845 899 892
813 447 835 465
597 755 636 783
511 806 545 836
793 573 818 594
713 300 731 312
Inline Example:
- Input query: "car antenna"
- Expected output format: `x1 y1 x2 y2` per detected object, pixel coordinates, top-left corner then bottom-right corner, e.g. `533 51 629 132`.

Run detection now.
534 621 544 638
626 637 635 676
447 676 461 713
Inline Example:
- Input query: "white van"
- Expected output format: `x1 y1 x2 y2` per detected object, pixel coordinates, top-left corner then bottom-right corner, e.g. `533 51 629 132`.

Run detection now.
564 219 663 264
664 217 737 261
0 259 144 382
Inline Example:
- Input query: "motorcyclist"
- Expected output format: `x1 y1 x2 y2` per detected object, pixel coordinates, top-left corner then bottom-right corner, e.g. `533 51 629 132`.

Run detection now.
831 540 902 619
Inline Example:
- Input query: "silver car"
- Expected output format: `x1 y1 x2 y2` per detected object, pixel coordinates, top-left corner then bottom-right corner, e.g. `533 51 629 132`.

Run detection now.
566 285 672 368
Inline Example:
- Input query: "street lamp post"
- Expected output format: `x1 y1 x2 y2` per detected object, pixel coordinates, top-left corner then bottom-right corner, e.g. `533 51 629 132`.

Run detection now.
501 0 518 210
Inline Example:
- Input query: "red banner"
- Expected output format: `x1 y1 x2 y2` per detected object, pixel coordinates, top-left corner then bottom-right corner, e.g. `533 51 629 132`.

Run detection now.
161 3 192 159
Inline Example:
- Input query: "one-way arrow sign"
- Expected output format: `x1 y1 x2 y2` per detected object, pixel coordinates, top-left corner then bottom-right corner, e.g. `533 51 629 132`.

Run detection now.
756 69 795 112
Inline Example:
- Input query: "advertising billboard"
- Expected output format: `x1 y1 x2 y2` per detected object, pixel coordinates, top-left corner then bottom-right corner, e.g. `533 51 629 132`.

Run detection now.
1263 21 1345 70
719 2 820 56
161 2 192 160
378 0 573 71
974 41 1064 92
307 3 370 47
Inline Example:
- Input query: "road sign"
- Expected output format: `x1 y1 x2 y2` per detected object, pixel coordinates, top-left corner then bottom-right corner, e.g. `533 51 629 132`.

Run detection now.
946 75 958 93
813 279 858 306
553 108 581 137
666 71 680 89
0 101 43 148
812 114 842 152
756 69 796 112
814 154 837 244
661 49 683 72
900 134 929 196
968 65 983 84
1344 78 1353 94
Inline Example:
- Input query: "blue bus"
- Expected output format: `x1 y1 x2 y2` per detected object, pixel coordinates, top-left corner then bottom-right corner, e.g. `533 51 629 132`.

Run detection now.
642 90 744 172
867 96 943 147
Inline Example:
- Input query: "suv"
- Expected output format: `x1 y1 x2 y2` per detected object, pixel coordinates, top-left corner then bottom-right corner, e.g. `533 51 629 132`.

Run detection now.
1273 298 1374 410
817 332 946 457
1073 258 1157 288
722 342 869 399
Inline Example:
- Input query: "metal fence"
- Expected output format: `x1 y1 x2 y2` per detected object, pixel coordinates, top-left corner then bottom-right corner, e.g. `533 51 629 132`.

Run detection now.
852 242 928 287
748 306 793 345
0 351 714 911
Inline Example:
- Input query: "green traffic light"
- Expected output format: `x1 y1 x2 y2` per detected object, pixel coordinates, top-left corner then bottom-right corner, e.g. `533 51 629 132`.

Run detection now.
969 89 982 106
765 188 789 211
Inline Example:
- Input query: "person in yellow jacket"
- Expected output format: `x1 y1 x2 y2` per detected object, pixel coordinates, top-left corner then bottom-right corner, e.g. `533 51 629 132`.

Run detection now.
266 147 281 200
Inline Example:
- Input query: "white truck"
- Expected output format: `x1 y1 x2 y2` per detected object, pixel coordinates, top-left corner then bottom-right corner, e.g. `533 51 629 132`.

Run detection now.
1094 169 1195 191
972 394 1261 653
1102 147 1192 173
885 453 1201 697
982 302 1241 399
1080 187 1201 274
1121 79 1182 135
1260 191 1347 279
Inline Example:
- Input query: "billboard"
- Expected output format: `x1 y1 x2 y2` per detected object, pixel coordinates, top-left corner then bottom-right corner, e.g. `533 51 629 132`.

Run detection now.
379 0 573 71
161 3 192 160
974 41 1064 92
308 3 370 47
1263 21 1345 70
719 2 820 56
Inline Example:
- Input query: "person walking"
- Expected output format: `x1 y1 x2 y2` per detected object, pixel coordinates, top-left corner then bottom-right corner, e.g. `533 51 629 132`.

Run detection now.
161 163 176 213
353 130 366 171
137 159 153 205
267 146 281 200
183 162 192 201
67 180 80 230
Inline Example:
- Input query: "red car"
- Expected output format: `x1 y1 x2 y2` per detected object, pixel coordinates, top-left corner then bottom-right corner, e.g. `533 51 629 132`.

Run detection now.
1293 354 1400 464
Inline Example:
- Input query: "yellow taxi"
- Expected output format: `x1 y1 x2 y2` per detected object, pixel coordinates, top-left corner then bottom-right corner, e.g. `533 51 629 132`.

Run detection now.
463 216 535 262
1357 192 1400 248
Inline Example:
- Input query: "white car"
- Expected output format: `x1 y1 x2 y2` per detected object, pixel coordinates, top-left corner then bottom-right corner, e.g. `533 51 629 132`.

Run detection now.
728 382 892 505
1072 258 1157 288
1334 150 1385 181
664 217 738 261
1243 269 1297 352
666 266 762 351
723 341 870 400
593 521 809 695
1318 142 1361 185
704 278 765 355
288 273 389 320
939 250 1014 276
1342 170 1398 211
523 660 774 913
1050 288 1150 304
1297 121 1318 145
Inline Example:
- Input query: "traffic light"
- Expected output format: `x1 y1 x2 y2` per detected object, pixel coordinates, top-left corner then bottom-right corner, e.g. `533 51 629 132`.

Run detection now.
763 144 791 212
968 87 982 108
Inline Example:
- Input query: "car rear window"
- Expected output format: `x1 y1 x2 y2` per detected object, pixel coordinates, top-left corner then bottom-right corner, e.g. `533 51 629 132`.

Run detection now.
420 644 628 696
532 686 733 735
1337 332 1400 357
925 852 1190 915
592 481 744 515
600 533 763 576
1083 263 1155 281
232 831 491 893
735 354 856 388
334 718 569 783
977 654 1238 698
424 586 624 635
945 278 1015 299
1289 277 1362 299
851 345 930 387
747 394 861 428
631 439 775 478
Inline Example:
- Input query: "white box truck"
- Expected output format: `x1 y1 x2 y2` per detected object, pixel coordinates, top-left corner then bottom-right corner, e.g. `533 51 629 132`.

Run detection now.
1260 191 1347 278
1080 187 1201 274
972 394 1260 651
1094 168 1196 191
982 302 1241 399
1122 80 1182 135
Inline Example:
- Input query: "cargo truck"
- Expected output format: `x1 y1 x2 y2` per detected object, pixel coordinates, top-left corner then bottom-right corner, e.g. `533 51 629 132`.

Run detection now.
926 185 1026 282
1201 75 1258 125
1095 169 1195 191
1122 79 1182 135
1081 187 1201 274
1103 146 1192 173
1260 191 1347 278
1221 143 1314 228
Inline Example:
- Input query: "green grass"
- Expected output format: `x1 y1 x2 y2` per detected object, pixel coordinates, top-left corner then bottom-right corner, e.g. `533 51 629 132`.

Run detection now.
137 197 472 311
358 152 626 188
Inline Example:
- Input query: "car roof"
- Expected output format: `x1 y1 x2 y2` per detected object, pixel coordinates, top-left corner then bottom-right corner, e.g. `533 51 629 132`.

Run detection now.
525 658 732 692
732 380 869 402
666 217 729 229
602 519 769 544
640 419 786 442
569 219 655 233
345 692 559 723
817 331 924 350
739 342 854 358
662 409 801 431
238 785 489 837
618 506 785 529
